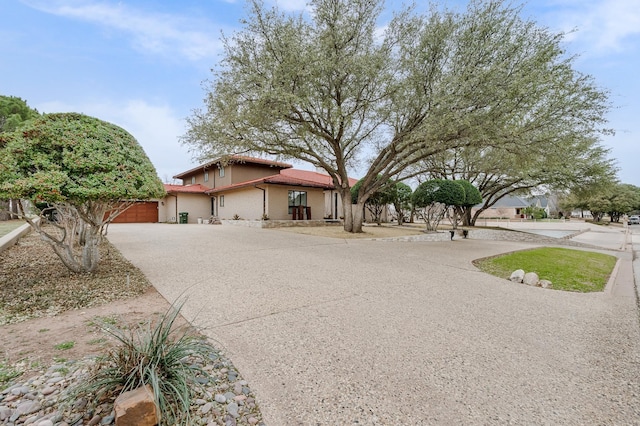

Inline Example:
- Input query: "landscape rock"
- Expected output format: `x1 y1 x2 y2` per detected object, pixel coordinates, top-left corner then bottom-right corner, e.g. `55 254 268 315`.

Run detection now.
114 385 158 426
539 279 552 289
509 269 525 283
523 272 540 286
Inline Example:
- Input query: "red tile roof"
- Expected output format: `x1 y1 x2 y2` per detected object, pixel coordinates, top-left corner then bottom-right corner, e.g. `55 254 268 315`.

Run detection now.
173 155 292 179
164 184 209 194
281 169 359 187
167 165 359 195
205 173 335 194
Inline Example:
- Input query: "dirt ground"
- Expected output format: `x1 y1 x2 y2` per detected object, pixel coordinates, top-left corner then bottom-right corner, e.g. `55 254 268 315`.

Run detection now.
0 287 173 378
0 229 177 382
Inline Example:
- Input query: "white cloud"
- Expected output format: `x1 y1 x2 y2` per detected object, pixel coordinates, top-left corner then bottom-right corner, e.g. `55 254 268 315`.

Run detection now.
22 0 222 61
36 99 194 182
548 0 640 52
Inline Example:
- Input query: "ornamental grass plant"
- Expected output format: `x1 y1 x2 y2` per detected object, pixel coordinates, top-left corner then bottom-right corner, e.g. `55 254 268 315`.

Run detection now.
68 300 214 425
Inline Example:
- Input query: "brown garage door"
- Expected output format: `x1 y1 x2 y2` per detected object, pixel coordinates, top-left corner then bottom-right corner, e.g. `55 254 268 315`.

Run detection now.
111 202 158 223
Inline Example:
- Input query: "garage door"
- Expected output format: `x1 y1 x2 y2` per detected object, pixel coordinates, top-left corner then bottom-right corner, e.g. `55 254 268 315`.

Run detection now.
111 202 158 223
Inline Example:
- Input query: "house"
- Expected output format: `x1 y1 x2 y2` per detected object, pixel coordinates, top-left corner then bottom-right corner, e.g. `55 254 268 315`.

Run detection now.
473 195 557 220
148 156 357 224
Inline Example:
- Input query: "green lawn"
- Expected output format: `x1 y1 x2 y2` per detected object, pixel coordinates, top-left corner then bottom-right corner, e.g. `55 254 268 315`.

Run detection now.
474 247 617 292
0 220 25 238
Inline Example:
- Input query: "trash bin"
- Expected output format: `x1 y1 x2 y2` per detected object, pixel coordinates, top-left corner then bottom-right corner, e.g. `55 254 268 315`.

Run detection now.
179 212 188 224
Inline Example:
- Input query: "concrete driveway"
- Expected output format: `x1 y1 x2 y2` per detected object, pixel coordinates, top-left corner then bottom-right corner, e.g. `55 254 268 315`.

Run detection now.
107 224 640 424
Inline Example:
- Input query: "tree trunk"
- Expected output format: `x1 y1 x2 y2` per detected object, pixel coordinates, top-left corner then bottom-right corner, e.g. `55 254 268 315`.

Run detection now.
21 200 105 274
352 202 364 233
470 207 484 226
459 206 473 227
46 223 101 273
342 192 354 232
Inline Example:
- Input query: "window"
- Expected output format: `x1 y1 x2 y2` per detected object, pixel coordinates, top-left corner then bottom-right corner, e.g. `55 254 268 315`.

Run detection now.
288 190 307 213
191 176 195 184
220 195 225 207
219 166 225 178
204 172 209 182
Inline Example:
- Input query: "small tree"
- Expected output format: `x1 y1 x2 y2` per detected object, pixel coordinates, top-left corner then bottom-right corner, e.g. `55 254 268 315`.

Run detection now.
523 205 546 220
453 180 482 227
413 179 465 231
351 177 393 225
388 182 413 225
0 113 165 273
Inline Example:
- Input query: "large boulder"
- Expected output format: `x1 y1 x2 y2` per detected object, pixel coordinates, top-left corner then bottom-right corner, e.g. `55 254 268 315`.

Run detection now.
510 269 525 283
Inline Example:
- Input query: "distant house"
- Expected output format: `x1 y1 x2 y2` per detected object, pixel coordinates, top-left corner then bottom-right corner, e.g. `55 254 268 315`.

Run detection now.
142 156 357 224
473 194 558 220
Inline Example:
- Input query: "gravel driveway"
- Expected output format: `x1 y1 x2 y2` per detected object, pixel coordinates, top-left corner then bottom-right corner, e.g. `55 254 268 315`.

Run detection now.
107 224 640 425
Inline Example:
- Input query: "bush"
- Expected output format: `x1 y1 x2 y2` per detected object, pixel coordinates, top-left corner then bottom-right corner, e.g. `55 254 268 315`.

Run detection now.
68 300 215 425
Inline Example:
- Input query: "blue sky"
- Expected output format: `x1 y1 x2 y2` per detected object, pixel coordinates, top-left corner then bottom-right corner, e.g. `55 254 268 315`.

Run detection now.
1 0 638 186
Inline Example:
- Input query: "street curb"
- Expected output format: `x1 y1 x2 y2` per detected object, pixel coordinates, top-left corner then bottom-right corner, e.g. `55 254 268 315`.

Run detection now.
0 221 33 254
604 258 621 295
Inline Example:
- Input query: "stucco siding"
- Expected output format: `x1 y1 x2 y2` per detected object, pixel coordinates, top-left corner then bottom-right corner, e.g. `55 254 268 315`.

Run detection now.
161 195 176 223
267 186 324 220
231 164 283 184
218 187 264 220
161 193 210 223
180 164 284 189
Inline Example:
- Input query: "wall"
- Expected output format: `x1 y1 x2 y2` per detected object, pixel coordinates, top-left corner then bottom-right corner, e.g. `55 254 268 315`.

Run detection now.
161 193 211 223
230 164 283 184
161 195 177 222
267 185 325 220
324 190 341 219
178 163 284 189
218 187 264 220
473 207 520 219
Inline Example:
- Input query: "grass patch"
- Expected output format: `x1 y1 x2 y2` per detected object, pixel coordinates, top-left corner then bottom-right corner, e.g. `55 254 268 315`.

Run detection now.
54 341 75 350
0 220 24 238
87 315 119 327
0 359 21 389
474 247 617 292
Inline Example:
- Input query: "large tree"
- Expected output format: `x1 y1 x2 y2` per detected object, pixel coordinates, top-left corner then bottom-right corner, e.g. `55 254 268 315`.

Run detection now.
183 0 611 232
565 183 640 222
411 136 616 225
0 113 165 273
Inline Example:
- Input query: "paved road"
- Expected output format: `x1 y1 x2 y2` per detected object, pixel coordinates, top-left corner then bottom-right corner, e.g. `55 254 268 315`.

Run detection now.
107 224 640 425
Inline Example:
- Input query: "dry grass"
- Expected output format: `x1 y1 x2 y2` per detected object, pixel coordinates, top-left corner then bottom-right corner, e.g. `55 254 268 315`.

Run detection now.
0 228 150 324
272 223 425 239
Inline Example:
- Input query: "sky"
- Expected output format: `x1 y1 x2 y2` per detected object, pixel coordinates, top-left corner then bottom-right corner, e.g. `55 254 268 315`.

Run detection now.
1 0 639 186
